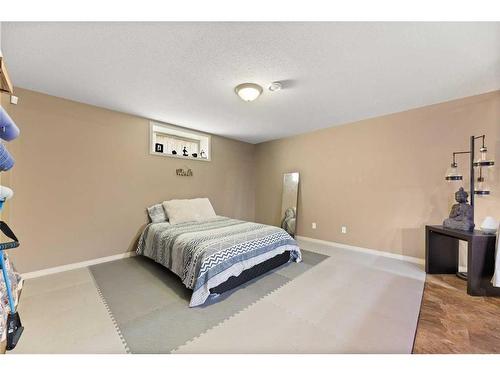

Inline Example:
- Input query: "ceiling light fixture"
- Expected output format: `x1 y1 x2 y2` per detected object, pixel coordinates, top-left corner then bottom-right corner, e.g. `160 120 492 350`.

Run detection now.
268 81 282 92
234 83 263 102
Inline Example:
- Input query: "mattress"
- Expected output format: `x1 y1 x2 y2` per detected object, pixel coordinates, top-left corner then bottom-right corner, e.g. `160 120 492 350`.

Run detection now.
136 216 301 306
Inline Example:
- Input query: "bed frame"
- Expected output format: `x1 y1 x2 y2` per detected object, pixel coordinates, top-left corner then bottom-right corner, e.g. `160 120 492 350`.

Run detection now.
209 251 291 295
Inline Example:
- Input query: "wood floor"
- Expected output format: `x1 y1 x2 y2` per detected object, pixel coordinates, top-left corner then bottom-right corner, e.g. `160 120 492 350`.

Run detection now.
413 274 500 354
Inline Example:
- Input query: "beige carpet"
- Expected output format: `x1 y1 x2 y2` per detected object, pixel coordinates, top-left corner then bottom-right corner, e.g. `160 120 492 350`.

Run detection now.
11 268 127 354
9 245 424 354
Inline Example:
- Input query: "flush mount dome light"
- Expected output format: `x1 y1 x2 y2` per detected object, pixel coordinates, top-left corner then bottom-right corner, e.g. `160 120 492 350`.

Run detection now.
235 83 263 102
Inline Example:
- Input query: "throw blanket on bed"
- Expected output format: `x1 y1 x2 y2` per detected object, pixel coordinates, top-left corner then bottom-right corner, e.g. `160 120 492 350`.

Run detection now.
136 216 301 307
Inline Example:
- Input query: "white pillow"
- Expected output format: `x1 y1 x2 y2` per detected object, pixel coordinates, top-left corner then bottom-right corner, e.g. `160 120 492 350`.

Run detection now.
162 198 216 225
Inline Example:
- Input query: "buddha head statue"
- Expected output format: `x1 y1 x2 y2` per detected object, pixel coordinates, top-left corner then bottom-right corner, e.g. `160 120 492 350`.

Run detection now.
455 187 469 204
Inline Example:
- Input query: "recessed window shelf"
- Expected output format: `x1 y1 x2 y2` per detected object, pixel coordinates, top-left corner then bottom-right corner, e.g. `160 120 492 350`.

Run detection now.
150 122 211 162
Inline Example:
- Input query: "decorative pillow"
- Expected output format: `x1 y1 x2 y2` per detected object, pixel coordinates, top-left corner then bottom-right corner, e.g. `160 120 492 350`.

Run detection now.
147 203 168 223
162 198 216 225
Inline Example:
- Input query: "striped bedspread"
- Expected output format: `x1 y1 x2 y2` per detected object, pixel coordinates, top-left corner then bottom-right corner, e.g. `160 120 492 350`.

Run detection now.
136 216 301 307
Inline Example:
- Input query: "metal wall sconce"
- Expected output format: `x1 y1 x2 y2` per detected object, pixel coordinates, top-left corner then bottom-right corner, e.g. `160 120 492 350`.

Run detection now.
445 135 495 216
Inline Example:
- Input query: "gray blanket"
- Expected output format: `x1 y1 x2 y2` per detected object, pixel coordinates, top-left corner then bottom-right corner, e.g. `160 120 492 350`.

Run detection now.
136 216 301 306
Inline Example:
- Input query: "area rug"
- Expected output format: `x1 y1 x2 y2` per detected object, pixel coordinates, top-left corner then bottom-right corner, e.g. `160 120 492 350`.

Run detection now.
89 250 328 353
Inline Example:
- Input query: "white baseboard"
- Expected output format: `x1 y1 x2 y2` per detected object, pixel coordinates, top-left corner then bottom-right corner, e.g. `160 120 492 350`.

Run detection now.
296 236 425 265
21 237 424 280
21 251 137 280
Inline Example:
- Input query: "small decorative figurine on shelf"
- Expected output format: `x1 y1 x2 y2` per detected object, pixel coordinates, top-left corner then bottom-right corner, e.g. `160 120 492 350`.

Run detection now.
199 150 206 158
192 153 198 158
182 147 188 156
154 143 164 153
443 187 474 231
172 150 177 155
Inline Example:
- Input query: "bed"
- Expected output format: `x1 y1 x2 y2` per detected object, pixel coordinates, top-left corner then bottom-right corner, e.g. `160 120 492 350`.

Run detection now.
136 216 301 307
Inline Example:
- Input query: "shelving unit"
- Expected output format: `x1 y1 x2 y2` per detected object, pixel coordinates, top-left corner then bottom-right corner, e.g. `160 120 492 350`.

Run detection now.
150 121 211 162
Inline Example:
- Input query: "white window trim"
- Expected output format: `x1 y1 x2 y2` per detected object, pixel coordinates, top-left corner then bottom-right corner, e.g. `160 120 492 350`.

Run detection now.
149 121 211 162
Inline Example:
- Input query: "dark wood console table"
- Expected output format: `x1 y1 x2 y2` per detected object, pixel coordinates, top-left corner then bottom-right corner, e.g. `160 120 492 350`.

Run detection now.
425 225 499 296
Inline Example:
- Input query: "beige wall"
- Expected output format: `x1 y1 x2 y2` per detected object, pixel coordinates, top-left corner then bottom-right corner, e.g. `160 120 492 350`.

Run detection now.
2 88 499 272
255 91 500 259
2 88 255 272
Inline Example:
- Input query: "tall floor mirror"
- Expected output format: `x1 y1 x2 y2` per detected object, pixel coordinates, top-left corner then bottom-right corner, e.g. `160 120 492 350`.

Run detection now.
281 172 299 238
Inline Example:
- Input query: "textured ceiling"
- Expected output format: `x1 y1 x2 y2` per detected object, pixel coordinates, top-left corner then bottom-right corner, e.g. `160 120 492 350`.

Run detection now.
2 22 500 143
